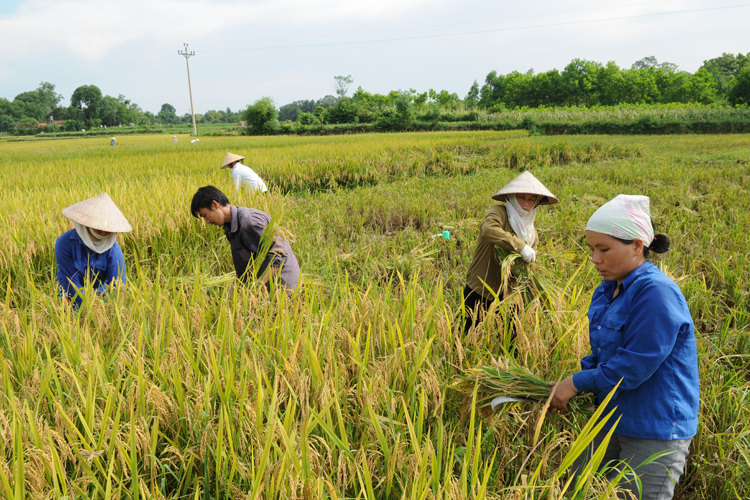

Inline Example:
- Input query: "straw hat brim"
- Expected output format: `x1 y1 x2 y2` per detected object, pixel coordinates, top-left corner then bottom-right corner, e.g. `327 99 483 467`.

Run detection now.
62 193 132 233
221 152 245 169
492 171 558 205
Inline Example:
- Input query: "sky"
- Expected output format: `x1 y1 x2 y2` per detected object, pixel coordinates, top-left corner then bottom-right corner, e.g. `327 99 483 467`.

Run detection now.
0 0 748 115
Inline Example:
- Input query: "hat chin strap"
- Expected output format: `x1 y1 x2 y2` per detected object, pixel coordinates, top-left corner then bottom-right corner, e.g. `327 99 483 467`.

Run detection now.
74 223 117 254
89 228 107 241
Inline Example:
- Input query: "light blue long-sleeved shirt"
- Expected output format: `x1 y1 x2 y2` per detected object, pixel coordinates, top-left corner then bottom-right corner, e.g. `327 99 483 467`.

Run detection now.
572 261 699 440
55 229 126 307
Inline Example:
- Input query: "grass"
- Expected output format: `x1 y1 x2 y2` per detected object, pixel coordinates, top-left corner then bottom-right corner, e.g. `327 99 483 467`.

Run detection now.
0 130 748 498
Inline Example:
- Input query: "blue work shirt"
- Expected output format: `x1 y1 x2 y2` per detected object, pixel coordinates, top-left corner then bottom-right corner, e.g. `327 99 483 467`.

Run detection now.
572 261 699 440
54 229 126 307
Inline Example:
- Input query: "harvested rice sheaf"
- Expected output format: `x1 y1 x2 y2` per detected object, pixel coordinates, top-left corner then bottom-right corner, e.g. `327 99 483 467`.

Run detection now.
451 361 595 412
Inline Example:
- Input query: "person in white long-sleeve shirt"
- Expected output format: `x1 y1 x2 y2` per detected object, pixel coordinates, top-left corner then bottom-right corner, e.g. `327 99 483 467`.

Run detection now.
221 152 268 193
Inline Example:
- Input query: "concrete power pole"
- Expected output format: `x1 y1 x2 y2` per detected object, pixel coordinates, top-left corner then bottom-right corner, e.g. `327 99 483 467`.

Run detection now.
178 43 197 136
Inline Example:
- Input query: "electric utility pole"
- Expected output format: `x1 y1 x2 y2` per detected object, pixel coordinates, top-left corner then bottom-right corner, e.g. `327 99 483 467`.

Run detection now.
178 43 197 136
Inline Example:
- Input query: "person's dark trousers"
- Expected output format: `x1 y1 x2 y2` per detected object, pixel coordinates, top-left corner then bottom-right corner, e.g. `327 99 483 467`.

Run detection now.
462 285 495 335
461 285 517 355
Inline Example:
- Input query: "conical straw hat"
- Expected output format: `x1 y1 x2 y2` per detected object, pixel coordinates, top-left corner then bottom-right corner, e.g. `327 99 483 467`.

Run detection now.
221 152 245 169
492 171 558 205
61 193 132 233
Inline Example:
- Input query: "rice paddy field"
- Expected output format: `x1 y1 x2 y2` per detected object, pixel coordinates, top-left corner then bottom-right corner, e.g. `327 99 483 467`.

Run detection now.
0 130 748 499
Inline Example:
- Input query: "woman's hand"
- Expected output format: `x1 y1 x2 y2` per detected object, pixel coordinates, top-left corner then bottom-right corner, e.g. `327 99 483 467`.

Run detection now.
548 376 578 415
520 245 536 263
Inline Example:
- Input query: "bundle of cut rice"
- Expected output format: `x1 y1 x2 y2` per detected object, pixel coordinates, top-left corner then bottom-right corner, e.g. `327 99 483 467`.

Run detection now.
171 273 236 289
451 363 595 412
496 250 561 306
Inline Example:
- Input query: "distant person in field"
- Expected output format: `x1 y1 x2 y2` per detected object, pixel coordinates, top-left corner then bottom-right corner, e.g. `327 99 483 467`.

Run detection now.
221 152 268 193
462 171 557 338
172 135 178 143
190 185 299 293
549 195 699 500
110 137 116 146
55 193 131 309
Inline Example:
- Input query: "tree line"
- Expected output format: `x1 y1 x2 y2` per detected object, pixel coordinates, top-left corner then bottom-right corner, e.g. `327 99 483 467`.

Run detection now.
2 52 749 136
243 54 750 135
0 83 241 134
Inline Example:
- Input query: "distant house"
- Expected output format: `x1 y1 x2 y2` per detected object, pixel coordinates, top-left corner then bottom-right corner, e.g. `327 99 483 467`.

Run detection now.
239 121 247 126
33 121 67 127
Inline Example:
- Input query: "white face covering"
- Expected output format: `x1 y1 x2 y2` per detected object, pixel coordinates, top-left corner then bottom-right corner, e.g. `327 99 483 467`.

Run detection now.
586 194 654 246
74 223 117 254
505 194 538 245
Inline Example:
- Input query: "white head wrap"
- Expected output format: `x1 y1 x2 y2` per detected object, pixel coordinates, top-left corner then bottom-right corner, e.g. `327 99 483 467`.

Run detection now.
585 195 654 246
504 194 537 245
74 223 117 254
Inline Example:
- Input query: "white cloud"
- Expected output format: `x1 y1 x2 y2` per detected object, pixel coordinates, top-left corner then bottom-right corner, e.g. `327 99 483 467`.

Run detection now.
0 0 441 64
1 0 747 108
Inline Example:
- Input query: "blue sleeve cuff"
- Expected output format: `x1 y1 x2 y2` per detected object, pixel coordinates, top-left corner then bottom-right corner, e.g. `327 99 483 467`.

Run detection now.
580 353 598 371
573 370 598 394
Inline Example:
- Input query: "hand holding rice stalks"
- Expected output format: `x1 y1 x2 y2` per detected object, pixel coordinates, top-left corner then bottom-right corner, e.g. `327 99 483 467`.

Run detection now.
451 361 594 413
497 250 561 306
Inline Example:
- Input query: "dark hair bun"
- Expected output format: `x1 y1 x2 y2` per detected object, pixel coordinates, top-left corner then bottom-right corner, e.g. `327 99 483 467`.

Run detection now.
648 234 670 254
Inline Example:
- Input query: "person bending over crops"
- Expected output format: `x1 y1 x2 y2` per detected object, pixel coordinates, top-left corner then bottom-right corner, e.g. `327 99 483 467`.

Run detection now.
463 171 557 337
190 185 299 293
549 195 699 500
55 193 131 310
221 152 268 193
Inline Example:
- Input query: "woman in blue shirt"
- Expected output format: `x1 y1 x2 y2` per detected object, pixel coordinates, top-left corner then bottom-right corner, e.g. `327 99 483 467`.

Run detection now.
550 195 699 500
55 193 132 309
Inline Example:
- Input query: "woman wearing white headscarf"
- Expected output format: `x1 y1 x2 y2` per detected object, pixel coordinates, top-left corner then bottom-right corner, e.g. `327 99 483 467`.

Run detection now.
463 171 557 335
55 193 132 309
550 195 699 500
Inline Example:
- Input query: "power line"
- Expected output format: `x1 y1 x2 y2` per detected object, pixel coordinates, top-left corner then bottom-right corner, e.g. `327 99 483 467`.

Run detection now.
197 0 685 46
202 4 750 52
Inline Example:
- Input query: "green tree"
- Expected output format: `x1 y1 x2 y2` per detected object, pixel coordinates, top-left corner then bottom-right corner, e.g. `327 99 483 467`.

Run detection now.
224 107 240 123
0 115 14 133
727 66 750 105
633 56 678 72
158 103 180 124
561 59 602 106
36 82 63 119
70 85 103 127
241 97 278 135
98 95 121 126
13 91 46 121
700 52 750 96
465 80 480 108
296 112 319 126
52 106 69 120
313 106 328 124
429 89 460 108
663 68 717 104
327 97 360 124
333 75 354 98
